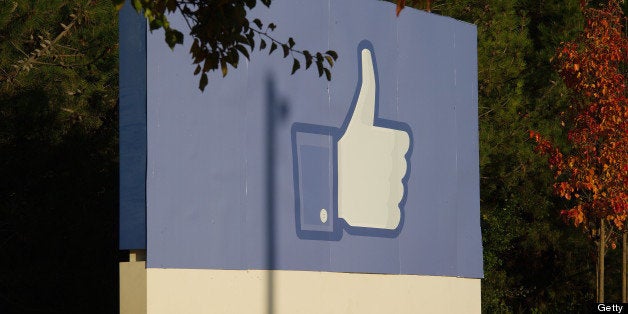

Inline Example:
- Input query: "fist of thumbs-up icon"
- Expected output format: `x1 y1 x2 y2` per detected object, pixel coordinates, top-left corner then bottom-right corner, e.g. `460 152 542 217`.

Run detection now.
292 40 412 240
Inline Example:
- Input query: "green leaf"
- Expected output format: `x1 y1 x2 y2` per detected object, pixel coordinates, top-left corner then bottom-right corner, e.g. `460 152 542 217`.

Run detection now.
228 49 239 67
244 0 256 9
113 0 125 11
193 50 205 64
260 39 267 50
291 58 300 75
236 44 250 60
221 60 228 77
189 39 199 55
269 42 277 55
165 29 184 49
143 8 153 19
288 37 295 48
199 73 208 91
131 0 142 12
326 50 338 61
324 68 331 81
268 23 276 31
282 44 289 58
155 1 166 14
316 52 323 63
203 55 217 72
303 50 313 69
316 60 323 77
194 65 201 75
246 30 255 50
325 55 334 67
253 18 263 29
165 0 177 12
149 18 163 31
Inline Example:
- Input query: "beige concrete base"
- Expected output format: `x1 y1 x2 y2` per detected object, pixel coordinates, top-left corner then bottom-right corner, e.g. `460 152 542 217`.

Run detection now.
145 268 480 314
120 261 147 314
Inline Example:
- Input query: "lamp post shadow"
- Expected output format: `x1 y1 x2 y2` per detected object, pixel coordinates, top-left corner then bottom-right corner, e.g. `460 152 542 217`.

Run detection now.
265 73 289 314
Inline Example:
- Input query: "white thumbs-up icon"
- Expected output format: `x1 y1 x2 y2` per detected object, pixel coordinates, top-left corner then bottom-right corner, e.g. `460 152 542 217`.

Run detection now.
292 40 412 239
337 48 410 230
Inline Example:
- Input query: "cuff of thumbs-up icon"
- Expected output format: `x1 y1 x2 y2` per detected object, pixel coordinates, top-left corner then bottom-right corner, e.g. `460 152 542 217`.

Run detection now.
292 40 412 241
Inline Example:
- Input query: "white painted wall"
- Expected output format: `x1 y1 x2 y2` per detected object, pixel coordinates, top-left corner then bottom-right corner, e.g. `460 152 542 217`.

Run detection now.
146 269 480 314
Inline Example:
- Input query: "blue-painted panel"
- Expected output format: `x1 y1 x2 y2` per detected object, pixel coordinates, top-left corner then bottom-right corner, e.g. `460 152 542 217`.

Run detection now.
139 0 482 277
119 3 146 250
297 143 335 233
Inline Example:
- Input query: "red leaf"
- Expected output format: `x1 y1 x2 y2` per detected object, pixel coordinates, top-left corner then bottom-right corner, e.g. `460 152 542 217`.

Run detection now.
396 0 405 17
536 0 628 229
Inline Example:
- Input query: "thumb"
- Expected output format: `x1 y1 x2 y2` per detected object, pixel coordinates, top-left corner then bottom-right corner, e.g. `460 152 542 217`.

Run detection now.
346 48 377 129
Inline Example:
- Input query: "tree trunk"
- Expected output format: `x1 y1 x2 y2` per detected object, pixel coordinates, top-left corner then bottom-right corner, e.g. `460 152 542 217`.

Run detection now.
623 224 627 302
596 226 600 302
599 218 605 303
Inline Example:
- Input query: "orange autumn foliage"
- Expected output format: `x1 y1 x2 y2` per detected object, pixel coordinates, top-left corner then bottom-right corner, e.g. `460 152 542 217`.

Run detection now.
531 0 628 230
395 0 431 16
396 0 406 16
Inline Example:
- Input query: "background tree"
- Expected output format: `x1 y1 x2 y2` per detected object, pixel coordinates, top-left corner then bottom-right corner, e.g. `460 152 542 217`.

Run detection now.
0 1 119 312
531 0 628 303
2 0 626 311
396 0 597 311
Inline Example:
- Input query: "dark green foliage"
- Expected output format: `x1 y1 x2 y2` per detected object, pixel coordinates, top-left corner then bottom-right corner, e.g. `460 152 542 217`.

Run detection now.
0 1 119 312
0 0 623 311
392 0 598 311
439 0 596 311
127 0 338 91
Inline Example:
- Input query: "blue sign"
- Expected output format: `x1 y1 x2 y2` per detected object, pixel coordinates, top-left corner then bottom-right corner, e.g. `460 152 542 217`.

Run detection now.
120 0 483 278
119 4 146 250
